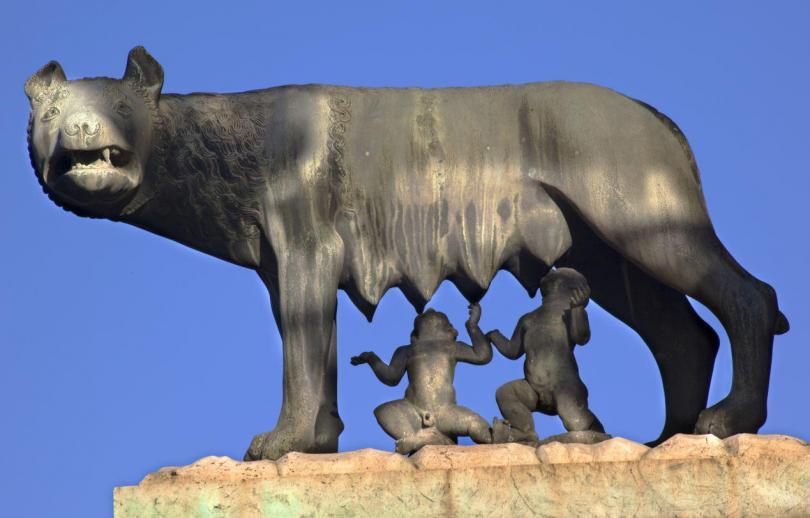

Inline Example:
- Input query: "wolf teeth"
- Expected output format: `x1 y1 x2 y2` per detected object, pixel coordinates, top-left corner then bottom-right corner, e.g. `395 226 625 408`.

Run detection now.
67 169 117 177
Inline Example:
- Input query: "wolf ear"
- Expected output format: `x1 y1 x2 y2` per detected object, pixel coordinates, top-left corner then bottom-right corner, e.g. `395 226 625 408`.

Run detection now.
24 61 66 102
124 46 164 100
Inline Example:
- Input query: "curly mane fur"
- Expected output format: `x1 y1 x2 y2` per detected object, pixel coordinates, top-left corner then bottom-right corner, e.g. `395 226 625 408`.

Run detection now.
142 93 269 242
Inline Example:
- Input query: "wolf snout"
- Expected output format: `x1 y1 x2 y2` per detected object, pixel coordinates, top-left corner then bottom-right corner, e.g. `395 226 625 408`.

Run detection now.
62 111 102 144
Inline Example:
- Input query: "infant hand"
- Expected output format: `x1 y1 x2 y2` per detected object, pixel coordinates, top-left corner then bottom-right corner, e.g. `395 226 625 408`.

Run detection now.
467 302 481 325
350 352 374 365
571 286 590 306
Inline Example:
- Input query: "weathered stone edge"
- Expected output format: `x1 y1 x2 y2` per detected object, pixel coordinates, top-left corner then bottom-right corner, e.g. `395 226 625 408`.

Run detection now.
133 433 809 487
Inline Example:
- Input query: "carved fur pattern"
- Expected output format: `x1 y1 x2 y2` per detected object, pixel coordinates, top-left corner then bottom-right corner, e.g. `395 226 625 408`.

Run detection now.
327 95 355 213
27 83 69 106
149 95 268 241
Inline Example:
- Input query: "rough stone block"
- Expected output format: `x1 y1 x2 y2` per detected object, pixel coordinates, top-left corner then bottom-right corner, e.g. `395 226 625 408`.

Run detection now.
410 442 539 470
276 448 414 477
643 433 729 461
114 434 810 517
536 436 649 464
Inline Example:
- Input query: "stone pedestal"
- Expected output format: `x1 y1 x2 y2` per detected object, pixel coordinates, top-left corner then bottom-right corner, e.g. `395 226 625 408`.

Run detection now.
114 434 809 517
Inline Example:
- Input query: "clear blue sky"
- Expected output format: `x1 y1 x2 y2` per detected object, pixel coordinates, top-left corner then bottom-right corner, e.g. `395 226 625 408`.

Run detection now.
1 1 808 516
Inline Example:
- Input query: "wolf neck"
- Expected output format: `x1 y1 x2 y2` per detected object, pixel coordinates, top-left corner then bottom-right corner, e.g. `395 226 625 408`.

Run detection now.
120 93 268 268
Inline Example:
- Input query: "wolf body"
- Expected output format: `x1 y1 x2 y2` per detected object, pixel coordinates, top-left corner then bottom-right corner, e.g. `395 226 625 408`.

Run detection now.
25 48 787 460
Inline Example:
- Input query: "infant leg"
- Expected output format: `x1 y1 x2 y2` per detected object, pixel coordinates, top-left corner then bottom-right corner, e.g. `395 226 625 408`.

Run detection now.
374 399 422 441
495 379 540 441
436 405 493 444
554 383 605 433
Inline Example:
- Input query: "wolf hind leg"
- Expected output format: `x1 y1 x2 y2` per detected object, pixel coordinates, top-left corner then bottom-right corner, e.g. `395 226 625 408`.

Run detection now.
557 217 719 443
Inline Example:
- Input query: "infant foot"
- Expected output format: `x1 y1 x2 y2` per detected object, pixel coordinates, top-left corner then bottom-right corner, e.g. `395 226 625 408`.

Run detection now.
491 418 513 443
395 426 455 455
490 417 539 444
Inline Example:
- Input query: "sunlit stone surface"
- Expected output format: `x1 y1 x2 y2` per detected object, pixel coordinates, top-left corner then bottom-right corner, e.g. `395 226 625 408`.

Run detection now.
114 434 809 517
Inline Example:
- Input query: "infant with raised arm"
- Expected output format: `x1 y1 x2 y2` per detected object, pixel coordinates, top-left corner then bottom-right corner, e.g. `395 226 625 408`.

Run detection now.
487 268 604 442
351 303 494 454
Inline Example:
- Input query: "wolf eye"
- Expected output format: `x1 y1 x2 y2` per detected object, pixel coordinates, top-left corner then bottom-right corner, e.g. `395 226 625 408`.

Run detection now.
41 106 60 122
114 100 133 118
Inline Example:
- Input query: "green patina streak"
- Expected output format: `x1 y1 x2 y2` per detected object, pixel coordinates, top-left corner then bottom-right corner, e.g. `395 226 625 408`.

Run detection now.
197 488 228 518
260 483 304 517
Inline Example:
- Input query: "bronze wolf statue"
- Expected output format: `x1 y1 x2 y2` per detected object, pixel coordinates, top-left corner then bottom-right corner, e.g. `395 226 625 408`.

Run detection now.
25 47 789 460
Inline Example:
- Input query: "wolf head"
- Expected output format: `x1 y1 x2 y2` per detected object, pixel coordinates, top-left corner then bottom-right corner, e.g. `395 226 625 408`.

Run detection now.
25 47 163 218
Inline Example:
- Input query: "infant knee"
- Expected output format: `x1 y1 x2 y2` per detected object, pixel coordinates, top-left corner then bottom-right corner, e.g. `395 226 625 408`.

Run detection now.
560 413 593 432
556 392 596 432
373 403 388 422
495 384 514 406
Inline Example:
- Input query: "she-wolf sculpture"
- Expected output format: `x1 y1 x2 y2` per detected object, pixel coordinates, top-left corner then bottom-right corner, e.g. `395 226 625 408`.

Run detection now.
24 46 789 460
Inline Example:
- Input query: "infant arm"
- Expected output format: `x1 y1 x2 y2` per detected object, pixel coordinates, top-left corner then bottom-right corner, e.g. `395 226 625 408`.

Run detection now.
351 345 410 386
456 303 493 365
455 337 493 365
487 317 526 360
564 306 591 345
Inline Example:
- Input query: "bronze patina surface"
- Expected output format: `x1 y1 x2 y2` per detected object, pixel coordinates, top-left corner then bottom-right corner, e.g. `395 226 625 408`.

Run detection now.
25 47 789 460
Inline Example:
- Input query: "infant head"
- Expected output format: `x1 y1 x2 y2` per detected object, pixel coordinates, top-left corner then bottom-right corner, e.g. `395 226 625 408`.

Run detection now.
539 268 591 306
412 309 459 342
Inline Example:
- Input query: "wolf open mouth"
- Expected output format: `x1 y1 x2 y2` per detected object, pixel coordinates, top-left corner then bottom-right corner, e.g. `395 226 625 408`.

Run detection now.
51 146 134 180
46 145 140 207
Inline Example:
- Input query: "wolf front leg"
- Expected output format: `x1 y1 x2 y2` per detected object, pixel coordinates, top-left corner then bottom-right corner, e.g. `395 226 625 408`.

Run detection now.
244 240 345 461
